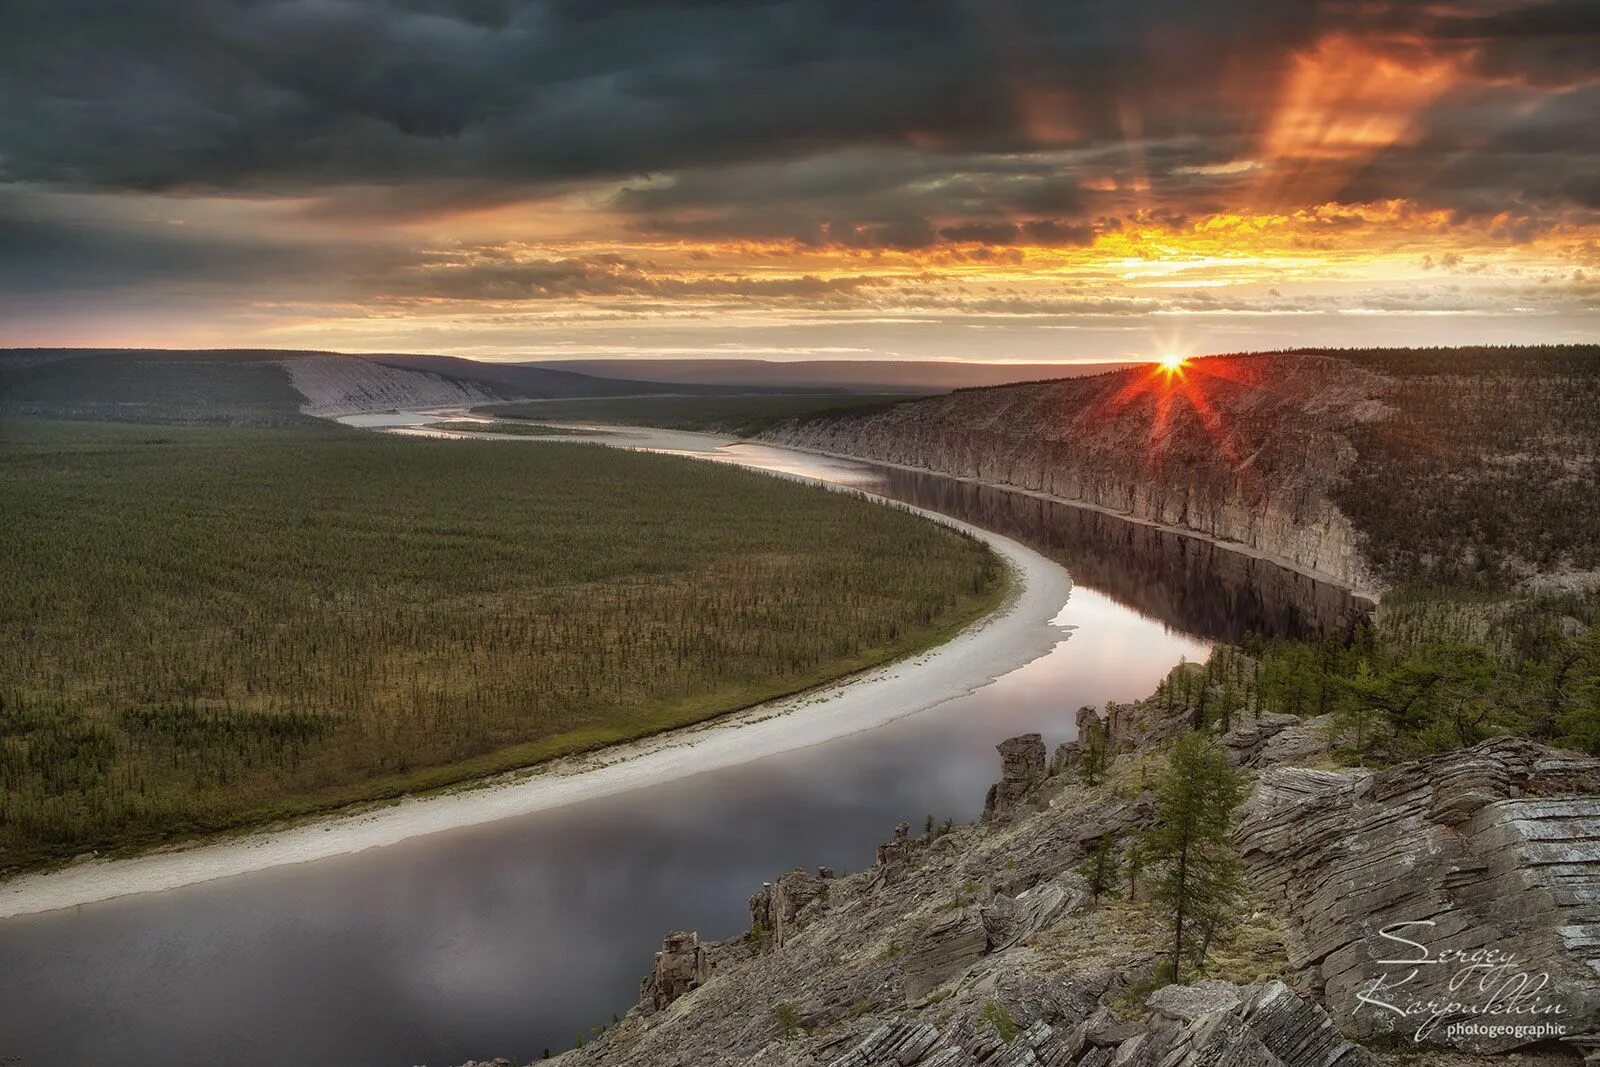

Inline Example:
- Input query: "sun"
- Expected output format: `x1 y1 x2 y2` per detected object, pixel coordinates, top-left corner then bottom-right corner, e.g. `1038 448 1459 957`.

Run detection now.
1158 354 1189 373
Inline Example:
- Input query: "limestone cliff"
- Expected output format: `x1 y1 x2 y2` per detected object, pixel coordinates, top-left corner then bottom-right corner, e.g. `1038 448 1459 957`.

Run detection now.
759 354 1391 595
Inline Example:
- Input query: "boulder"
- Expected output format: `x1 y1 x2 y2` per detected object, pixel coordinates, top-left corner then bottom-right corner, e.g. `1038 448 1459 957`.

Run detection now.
1254 713 1335 767
1146 979 1242 1023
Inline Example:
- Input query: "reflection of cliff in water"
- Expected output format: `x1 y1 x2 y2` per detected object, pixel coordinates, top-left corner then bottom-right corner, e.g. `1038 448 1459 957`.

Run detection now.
871 468 1370 643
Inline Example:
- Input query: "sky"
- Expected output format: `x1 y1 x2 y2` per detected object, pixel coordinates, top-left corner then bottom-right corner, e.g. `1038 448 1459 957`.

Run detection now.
1 0 1597 363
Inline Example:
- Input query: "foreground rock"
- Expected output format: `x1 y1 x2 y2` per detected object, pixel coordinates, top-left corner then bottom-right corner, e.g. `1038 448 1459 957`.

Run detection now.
824 980 1371 1067
456 697 1600 1066
1237 738 1600 1052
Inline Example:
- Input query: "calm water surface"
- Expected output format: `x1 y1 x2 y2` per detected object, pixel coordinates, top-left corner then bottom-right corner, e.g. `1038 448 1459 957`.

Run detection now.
0 439 1362 1066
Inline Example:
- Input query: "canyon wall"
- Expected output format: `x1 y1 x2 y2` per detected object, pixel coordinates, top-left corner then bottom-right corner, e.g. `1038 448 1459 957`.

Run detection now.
761 355 1392 595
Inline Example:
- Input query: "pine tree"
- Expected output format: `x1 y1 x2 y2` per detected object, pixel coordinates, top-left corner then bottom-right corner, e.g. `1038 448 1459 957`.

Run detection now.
1147 732 1245 981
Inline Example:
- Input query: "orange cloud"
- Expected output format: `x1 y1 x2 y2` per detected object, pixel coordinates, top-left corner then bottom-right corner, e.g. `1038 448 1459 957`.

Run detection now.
1255 34 1465 208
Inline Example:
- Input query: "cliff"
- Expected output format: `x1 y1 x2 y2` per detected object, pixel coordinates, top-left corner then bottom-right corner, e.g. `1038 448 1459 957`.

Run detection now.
759 354 1388 595
760 347 1600 597
477 675 1600 1067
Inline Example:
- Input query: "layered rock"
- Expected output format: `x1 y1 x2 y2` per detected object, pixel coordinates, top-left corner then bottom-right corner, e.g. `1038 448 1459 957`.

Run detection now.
640 932 713 1012
822 980 1369 1067
465 701 1599 1066
752 869 832 949
760 354 1389 593
1236 738 1600 1052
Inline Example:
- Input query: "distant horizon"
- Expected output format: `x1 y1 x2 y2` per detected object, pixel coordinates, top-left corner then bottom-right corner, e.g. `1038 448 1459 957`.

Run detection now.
9 342 1597 368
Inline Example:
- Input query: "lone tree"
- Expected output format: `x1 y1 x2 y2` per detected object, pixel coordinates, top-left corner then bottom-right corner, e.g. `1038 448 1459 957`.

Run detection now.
1147 732 1244 980
1076 833 1120 903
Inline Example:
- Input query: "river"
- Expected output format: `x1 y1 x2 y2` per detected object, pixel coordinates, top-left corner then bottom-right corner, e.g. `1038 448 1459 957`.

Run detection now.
0 428 1365 1066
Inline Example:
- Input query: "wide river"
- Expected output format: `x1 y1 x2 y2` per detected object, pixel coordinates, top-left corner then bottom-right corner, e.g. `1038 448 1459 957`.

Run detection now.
0 429 1364 1066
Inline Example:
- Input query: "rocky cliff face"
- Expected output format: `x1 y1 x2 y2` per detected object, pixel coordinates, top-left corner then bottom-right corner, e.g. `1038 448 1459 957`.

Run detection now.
760 355 1391 594
495 677 1599 1067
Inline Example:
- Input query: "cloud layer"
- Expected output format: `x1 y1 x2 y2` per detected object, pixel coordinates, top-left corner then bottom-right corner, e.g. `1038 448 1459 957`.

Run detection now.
2 0 1596 357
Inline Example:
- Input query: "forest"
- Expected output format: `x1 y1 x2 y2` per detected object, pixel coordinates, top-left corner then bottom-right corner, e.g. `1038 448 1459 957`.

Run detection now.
1327 345 1600 587
0 350 311 425
1150 589 1600 763
0 418 1003 870
478 393 912 437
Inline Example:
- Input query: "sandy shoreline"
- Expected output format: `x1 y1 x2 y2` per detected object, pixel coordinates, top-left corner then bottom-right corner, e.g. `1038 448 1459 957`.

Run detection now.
0 496 1072 920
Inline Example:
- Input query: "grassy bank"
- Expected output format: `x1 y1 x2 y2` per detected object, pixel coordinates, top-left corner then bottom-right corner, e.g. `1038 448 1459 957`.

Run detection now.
477 393 913 436
0 419 1005 871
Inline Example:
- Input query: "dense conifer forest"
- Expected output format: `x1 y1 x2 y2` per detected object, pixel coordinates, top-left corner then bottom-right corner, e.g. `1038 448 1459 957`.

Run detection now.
1327 345 1600 587
0 419 1002 869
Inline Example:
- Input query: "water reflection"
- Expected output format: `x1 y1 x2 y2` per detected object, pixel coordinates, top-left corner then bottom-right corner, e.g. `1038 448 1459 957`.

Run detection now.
0 442 1353 1067
857 467 1369 643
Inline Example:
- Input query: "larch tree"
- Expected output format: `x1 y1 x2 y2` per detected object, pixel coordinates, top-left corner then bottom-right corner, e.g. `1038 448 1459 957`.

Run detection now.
1147 731 1245 980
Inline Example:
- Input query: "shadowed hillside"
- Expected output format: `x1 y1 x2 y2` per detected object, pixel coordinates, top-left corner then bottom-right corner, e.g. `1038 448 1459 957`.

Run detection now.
0 349 773 425
762 346 1600 594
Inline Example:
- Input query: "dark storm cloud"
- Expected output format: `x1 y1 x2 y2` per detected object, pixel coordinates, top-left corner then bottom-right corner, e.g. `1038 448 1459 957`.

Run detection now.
397 252 894 300
0 195 322 295
0 0 1596 246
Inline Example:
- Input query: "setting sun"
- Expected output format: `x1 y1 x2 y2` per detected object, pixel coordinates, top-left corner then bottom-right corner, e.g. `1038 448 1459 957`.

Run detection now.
1158 354 1189 373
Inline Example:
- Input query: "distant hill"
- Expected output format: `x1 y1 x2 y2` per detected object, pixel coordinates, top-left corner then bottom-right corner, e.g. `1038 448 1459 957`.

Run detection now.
760 346 1600 593
526 358 1134 394
369 353 808 399
0 348 780 425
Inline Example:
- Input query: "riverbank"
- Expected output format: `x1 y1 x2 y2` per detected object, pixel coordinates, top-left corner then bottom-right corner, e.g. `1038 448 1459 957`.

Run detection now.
0 494 1071 919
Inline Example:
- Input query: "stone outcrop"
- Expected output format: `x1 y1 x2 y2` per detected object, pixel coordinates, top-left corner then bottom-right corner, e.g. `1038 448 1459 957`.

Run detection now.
983 734 1047 820
1236 737 1600 1052
875 821 920 883
760 354 1389 593
465 692 1600 1066
752 869 832 949
640 931 712 1012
